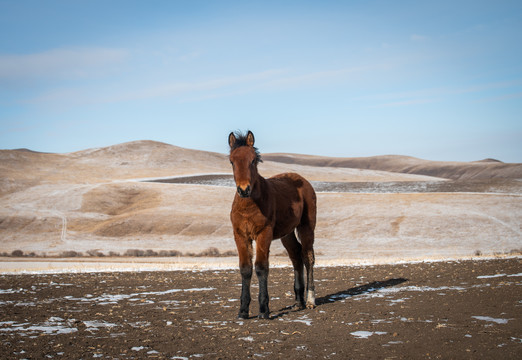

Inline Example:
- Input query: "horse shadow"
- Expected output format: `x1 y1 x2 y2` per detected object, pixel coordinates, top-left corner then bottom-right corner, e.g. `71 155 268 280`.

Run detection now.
315 278 408 306
271 278 408 319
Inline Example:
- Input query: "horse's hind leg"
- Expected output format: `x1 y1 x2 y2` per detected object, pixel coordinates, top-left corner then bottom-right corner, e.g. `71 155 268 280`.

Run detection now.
281 232 305 309
297 224 316 309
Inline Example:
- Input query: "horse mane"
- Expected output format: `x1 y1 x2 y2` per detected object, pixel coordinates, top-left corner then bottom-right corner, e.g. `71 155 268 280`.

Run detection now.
230 131 263 163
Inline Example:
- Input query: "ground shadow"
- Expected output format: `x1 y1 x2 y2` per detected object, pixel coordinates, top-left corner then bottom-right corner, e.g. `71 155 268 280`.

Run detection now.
270 278 408 319
271 304 304 320
315 278 408 306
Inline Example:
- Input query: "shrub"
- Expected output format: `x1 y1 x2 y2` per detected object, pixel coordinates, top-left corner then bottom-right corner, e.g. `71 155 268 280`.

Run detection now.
159 250 181 257
221 249 238 256
11 250 24 257
121 248 234 257
145 249 158 257
124 249 145 257
87 249 105 257
199 247 220 257
59 251 82 257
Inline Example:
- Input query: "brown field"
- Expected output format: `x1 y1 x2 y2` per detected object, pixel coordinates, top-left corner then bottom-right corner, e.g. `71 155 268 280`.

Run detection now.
0 258 520 359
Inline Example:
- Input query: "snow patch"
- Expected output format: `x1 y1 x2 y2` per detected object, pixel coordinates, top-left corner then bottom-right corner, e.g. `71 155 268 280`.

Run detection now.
0 317 78 336
477 272 522 279
0 288 24 294
64 287 215 305
472 316 513 324
350 331 387 339
239 336 254 342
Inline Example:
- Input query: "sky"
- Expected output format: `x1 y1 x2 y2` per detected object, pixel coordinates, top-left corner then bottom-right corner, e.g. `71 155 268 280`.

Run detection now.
1 0 521 162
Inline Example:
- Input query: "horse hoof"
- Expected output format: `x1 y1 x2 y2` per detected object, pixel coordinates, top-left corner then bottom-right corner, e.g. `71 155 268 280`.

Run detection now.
293 302 306 310
306 303 316 309
258 312 270 320
238 312 249 319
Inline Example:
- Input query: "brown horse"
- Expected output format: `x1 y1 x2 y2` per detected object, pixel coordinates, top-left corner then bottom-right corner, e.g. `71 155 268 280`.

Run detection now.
228 130 317 319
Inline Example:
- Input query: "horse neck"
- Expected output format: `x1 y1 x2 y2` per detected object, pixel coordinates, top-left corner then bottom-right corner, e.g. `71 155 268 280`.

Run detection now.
251 171 268 201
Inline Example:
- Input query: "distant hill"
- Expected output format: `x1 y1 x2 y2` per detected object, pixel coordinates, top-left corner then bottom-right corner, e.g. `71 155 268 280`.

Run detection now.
262 153 522 180
0 140 230 195
1 140 521 259
2 141 520 195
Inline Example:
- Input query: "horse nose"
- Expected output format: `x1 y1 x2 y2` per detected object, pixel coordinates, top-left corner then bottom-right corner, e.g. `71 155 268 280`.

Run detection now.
237 185 251 198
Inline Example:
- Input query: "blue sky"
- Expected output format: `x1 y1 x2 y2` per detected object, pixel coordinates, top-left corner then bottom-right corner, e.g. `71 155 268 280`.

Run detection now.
1 0 521 162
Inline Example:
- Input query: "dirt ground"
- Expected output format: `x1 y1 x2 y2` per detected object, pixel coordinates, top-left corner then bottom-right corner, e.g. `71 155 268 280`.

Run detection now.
0 258 520 359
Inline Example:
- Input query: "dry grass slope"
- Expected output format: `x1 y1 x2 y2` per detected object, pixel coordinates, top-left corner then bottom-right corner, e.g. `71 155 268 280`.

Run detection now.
263 153 522 180
1 140 521 260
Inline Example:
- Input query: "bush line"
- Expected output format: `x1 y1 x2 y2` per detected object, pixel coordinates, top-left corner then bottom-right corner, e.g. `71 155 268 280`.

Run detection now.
1 247 238 258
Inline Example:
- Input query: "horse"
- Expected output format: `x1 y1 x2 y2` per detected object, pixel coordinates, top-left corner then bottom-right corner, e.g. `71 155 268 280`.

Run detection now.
228 130 317 319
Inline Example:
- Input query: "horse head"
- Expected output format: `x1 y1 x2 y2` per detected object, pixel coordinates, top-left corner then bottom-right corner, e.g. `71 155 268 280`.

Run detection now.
228 130 262 198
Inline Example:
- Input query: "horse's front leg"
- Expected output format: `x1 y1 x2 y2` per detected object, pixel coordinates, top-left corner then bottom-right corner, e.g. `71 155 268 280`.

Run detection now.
235 234 253 319
255 228 273 319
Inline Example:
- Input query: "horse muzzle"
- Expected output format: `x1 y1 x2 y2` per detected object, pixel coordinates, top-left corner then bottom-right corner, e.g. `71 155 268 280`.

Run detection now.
237 185 251 198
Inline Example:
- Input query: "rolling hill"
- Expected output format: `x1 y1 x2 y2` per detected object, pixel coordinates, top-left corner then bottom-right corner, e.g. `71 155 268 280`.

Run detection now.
262 153 522 180
0 140 520 261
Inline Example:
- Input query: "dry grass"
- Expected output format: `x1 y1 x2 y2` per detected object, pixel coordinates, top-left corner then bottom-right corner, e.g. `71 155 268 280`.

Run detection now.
1 140 520 262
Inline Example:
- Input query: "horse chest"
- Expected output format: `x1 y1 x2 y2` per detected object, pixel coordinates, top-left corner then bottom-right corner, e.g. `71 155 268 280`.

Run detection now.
231 202 274 239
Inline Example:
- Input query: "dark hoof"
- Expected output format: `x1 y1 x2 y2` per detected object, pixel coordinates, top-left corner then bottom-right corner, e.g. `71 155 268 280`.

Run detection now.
238 312 249 319
258 312 270 320
295 302 306 310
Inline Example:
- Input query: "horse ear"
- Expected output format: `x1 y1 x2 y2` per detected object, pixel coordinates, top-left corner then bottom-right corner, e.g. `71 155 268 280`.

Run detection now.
228 132 237 149
246 131 255 147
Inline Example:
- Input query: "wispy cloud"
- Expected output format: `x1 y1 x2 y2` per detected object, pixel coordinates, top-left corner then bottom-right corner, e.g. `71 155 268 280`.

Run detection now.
23 65 382 106
22 69 287 106
0 47 128 81
372 98 438 108
177 51 202 62
476 91 522 103
410 34 428 41
259 65 385 90
454 80 522 95
356 79 522 108
107 69 286 102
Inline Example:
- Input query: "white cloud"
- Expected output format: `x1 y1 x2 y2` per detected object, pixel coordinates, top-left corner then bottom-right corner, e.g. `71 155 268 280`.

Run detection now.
372 98 438 108
107 69 286 102
355 79 522 108
177 51 202 62
22 68 287 106
410 34 428 41
0 47 128 80
21 63 393 107
259 65 387 90
476 91 522 103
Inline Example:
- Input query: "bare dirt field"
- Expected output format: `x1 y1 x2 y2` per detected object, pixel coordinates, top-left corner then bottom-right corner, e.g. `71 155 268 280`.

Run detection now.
1 258 520 359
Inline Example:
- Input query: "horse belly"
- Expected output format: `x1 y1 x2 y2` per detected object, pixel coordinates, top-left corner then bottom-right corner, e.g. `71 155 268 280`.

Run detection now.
272 203 302 239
